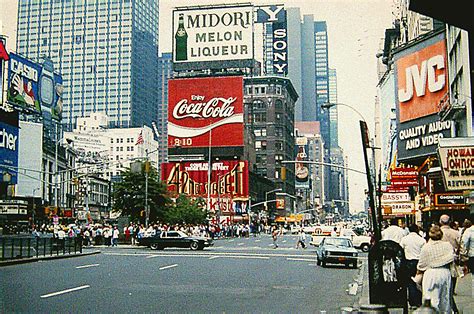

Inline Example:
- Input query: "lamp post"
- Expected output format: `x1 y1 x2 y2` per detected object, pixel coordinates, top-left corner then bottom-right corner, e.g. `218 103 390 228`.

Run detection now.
265 188 282 211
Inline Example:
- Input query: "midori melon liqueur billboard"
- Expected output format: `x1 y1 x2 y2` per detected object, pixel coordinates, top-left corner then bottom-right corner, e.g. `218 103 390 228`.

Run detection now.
168 76 244 148
172 4 254 70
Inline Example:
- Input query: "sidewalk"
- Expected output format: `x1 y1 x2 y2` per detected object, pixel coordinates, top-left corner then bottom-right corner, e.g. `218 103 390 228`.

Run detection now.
356 260 473 313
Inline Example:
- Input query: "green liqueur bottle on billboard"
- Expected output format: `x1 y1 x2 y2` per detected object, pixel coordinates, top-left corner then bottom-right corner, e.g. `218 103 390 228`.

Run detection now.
175 13 188 61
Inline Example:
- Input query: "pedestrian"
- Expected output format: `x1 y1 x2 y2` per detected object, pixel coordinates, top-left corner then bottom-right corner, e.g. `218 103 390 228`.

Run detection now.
272 226 280 249
399 224 426 308
103 226 111 246
439 214 460 313
112 226 119 247
381 219 406 243
416 225 454 313
296 228 306 249
461 219 474 274
331 226 338 237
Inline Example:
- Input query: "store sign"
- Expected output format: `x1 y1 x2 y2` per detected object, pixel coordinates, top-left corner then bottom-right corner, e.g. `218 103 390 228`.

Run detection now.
381 193 411 203
390 179 418 187
383 202 414 215
390 167 418 180
397 114 452 161
395 34 447 123
276 198 285 209
168 76 244 148
439 145 474 191
172 5 254 65
434 193 465 206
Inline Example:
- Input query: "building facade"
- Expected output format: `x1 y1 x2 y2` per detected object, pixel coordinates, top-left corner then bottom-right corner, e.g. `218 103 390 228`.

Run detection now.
244 76 298 216
157 52 173 165
16 0 160 129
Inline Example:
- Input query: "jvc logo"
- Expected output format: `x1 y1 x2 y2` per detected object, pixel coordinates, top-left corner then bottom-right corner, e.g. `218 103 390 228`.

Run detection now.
398 54 445 102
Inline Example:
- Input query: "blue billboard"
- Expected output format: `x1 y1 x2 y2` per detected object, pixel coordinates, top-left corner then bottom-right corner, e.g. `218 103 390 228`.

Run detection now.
0 121 19 184
7 53 63 120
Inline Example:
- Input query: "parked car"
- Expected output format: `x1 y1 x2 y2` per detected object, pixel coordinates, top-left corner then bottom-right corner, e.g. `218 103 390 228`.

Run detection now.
138 230 213 250
315 237 358 268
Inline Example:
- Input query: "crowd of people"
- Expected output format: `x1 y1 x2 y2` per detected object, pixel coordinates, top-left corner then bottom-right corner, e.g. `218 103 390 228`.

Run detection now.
382 214 473 313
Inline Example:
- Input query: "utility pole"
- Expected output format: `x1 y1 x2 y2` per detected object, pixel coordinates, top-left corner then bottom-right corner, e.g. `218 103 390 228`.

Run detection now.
145 149 150 227
207 125 212 214
54 122 59 208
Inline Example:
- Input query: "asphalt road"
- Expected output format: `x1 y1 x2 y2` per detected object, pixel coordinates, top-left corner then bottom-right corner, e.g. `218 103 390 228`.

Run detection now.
1 234 364 313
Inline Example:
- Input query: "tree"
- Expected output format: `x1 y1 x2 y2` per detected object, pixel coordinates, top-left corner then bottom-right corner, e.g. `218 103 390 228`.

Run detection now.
163 194 208 225
112 163 170 223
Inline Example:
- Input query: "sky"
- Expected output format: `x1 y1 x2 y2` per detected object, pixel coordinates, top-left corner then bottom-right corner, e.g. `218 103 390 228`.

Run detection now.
1 0 395 213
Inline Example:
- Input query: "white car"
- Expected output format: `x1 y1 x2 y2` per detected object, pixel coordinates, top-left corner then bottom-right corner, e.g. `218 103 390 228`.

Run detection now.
339 229 371 252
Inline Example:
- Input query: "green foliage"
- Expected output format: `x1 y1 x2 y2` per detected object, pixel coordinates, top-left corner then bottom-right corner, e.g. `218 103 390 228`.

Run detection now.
163 194 208 225
112 163 170 223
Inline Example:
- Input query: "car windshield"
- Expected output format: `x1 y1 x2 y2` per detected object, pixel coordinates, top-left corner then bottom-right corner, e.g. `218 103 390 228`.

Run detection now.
324 238 352 247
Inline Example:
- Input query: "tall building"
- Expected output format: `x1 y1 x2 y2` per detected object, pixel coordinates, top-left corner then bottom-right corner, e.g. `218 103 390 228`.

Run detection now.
314 21 330 147
158 52 173 164
286 8 303 122
328 68 338 148
300 15 317 121
16 0 160 129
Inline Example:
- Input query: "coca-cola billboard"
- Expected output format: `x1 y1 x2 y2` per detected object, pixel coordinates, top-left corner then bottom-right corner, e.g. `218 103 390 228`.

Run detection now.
161 160 249 214
168 76 244 148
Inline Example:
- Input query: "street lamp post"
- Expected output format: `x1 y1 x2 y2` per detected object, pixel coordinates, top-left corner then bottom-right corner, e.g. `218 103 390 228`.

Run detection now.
265 188 282 211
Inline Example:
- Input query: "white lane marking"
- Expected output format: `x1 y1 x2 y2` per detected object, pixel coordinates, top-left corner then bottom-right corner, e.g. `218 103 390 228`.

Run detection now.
220 255 270 260
287 258 317 262
159 264 178 270
209 256 219 260
229 240 235 242
255 240 261 242
237 243 244 246
41 285 90 299
268 244 274 247
75 264 100 269
282 240 287 243
104 252 313 258
308 263 317 266
146 255 159 259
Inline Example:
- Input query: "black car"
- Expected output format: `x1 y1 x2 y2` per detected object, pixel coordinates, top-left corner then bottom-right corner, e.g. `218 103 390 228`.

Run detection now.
138 230 213 250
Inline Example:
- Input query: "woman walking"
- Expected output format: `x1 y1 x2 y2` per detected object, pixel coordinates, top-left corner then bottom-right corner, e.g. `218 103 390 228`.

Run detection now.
416 225 455 313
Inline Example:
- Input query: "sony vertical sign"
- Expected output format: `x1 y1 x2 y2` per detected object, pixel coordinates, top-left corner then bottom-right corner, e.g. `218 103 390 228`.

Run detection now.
256 5 288 75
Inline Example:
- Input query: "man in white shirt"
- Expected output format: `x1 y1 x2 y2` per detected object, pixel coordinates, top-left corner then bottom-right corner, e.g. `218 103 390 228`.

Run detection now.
400 224 426 308
381 220 406 243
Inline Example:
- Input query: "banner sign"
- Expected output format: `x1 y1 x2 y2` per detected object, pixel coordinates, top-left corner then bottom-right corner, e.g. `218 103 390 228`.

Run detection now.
0 121 19 184
168 76 244 148
390 179 418 187
172 5 254 68
395 33 448 123
397 114 452 162
439 145 474 191
0 37 9 107
255 5 286 23
295 137 310 189
434 193 465 206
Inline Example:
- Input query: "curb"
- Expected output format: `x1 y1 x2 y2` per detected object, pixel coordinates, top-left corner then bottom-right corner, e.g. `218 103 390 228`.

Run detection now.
0 250 101 267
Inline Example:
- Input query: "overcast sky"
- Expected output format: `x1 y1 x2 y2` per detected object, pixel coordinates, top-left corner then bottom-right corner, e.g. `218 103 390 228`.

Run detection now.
1 0 395 212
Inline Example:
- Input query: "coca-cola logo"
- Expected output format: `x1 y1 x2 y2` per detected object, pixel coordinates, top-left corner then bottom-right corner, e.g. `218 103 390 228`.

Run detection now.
173 95 237 119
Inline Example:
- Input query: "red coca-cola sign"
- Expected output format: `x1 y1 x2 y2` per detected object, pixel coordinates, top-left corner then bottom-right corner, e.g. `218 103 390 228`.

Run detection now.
168 76 244 148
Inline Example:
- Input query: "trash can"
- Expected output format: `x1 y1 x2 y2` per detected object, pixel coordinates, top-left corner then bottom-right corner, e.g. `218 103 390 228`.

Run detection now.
368 240 409 311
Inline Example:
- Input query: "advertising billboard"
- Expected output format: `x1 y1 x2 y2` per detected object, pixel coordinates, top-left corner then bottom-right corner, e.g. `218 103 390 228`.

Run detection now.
397 114 452 162
295 137 310 189
0 121 19 184
172 5 254 71
161 160 249 214
439 143 474 191
16 121 43 196
168 76 244 148
395 32 448 123
7 53 63 120
255 5 288 75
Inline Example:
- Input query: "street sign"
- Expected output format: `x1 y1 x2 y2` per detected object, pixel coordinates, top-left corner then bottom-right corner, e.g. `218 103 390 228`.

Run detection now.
381 193 411 203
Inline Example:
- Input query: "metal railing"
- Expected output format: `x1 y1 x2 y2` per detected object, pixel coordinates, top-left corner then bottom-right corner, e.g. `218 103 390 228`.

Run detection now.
0 236 83 261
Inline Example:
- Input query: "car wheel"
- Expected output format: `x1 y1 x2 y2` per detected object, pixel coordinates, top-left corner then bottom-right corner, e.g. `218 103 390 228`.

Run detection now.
190 241 199 250
361 243 370 252
150 243 158 250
